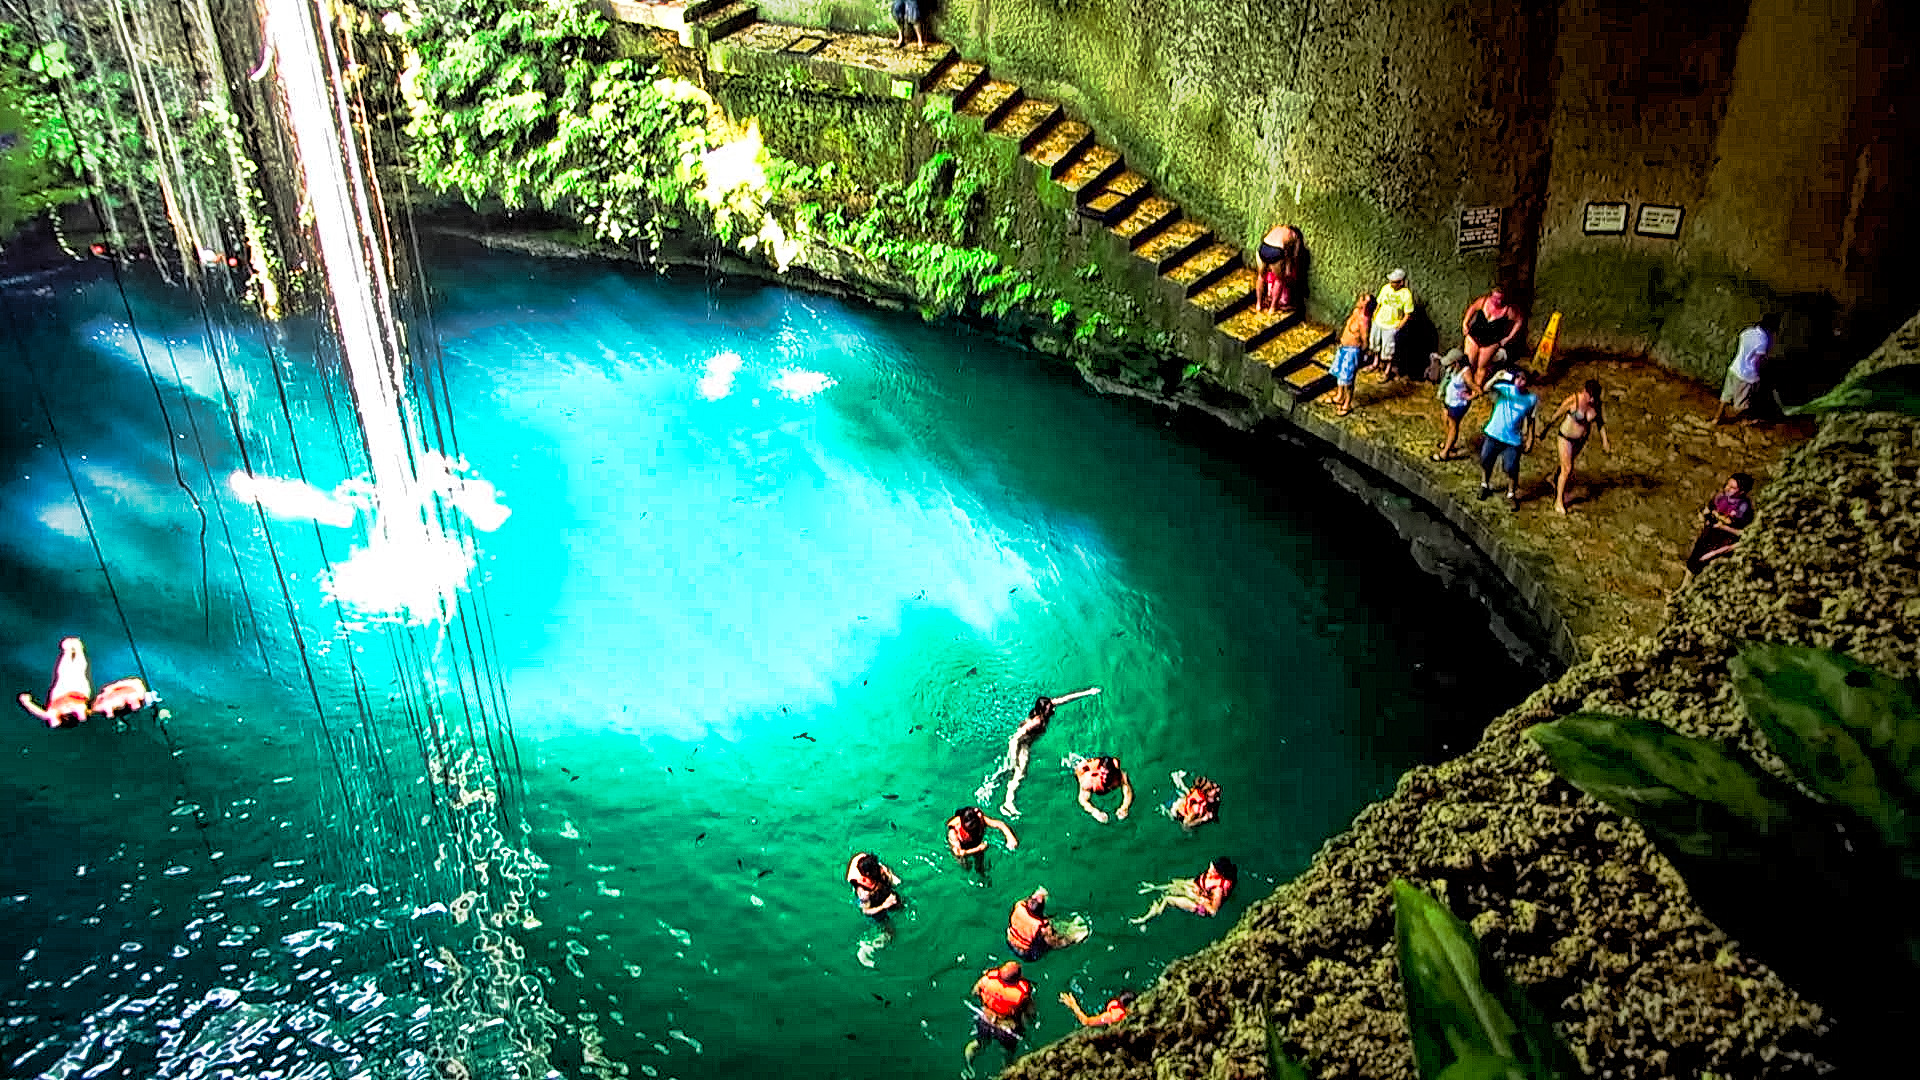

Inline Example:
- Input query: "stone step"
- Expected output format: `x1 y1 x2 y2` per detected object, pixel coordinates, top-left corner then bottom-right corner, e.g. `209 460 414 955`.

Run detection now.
958 80 1024 129
1135 219 1213 274
993 99 1062 152
1251 324 1336 370
1082 170 1151 224
1218 306 1299 353
1161 242 1239 298
684 0 732 18
698 0 757 42
1112 195 1180 250
929 58 987 102
1191 267 1258 323
1278 357 1335 401
1057 145 1124 201
1026 120 1095 179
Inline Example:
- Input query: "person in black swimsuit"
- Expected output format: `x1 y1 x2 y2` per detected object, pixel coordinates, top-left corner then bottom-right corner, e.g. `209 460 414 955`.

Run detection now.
1255 224 1303 312
1461 287 1524 391
1547 378 1611 514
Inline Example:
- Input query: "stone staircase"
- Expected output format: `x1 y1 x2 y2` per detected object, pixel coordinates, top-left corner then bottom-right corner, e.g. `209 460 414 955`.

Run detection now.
608 2 1340 401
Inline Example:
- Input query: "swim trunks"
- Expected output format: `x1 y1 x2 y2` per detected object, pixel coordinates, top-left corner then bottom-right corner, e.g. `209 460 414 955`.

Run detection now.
1257 242 1285 264
1332 344 1361 386
972 1014 1021 1049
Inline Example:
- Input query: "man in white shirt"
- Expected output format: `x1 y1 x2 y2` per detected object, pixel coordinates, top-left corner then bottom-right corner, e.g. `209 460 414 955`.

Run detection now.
1714 313 1779 424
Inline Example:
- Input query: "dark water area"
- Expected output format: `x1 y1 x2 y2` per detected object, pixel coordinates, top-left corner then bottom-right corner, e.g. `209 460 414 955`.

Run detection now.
0 239 1533 1078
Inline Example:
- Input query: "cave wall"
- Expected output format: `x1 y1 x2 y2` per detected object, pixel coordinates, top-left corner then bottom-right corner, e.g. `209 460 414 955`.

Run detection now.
748 0 1920 385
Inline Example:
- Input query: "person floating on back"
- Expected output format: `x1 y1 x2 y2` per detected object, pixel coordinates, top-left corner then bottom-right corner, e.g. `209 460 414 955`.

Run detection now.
1132 857 1238 925
947 805 1018 877
1167 773 1221 828
17 637 91 729
964 960 1035 1070
1072 753 1132 823
91 677 159 720
1059 989 1135 1027
1006 886 1088 961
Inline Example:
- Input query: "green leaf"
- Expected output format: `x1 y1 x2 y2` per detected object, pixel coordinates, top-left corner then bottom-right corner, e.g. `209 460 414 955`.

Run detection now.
1393 881 1577 1080
1265 1015 1310 1080
1790 364 1920 418
1527 713 1806 860
1733 644 1920 851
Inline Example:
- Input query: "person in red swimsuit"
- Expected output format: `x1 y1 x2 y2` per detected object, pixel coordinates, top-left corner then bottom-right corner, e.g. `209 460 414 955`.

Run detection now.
17 637 91 729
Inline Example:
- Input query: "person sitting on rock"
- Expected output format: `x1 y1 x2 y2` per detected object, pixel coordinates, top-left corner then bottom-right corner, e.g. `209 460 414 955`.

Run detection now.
1685 472 1756 576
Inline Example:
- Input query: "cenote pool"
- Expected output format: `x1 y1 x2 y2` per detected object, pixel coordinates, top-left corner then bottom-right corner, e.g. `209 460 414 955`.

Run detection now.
0 240 1533 1079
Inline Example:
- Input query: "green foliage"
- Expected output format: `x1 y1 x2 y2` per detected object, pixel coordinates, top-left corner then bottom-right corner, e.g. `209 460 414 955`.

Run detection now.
1074 311 1108 344
1527 644 1920 1037
1792 364 1920 418
1264 1013 1310 1080
1392 881 1579 1080
0 21 118 234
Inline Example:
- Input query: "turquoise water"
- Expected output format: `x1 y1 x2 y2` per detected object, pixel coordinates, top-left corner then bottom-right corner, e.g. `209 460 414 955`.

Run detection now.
0 242 1530 1078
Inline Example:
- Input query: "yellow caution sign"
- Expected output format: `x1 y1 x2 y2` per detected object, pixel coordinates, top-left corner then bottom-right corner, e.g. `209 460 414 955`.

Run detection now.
1531 311 1561 369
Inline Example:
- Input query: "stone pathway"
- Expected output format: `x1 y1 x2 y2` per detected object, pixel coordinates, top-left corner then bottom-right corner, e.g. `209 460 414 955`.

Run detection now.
611 4 1815 657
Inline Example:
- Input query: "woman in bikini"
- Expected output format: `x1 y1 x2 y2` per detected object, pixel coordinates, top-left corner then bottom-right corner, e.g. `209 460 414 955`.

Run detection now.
1255 224 1303 313
17 637 91 728
1548 378 1612 514
1461 287 1524 391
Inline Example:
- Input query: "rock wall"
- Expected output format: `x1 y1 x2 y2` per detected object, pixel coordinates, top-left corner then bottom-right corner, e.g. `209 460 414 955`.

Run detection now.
751 0 1920 386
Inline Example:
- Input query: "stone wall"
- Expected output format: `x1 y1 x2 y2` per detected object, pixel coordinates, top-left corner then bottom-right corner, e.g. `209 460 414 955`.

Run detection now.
750 0 1920 386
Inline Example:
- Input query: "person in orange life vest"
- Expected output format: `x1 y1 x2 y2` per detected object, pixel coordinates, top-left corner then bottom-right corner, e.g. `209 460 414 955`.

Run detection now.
17 637 91 729
1006 886 1087 961
1059 988 1135 1027
1168 775 1221 829
1132 857 1238 925
91 677 159 720
1073 754 1132 823
845 852 903 920
947 806 1018 876
965 960 1036 1066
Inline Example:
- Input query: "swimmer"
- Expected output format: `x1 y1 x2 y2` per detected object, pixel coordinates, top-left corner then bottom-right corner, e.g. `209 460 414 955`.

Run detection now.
91 677 159 719
965 960 1035 1069
1072 753 1133 823
1006 886 1088 961
993 686 1099 818
845 852 904 921
1132 857 1237 925
1059 989 1135 1027
947 806 1018 876
17 637 91 729
1166 772 1221 828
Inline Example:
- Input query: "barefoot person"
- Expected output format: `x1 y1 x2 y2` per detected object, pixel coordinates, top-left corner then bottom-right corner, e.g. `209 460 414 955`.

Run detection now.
994 687 1099 818
1431 349 1474 461
1548 378 1612 514
17 637 91 729
1006 886 1089 960
1059 989 1134 1027
1255 224 1303 313
1461 287 1524 391
91 677 158 719
890 0 926 48
1132 857 1237 925
947 805 1018 875
1331 293 1371 417
1072 754 1132 823
964 961 1035 1069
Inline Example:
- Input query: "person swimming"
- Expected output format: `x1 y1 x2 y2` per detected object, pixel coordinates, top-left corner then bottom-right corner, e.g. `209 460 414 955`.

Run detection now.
984 686 1099 818
846 852 904 921
1071 753 1133 823
1131 857 1238 924
1166 772 1221 828
91 677 159 719
17 637 91 729
947 805 1018 876
1006 886 1088 961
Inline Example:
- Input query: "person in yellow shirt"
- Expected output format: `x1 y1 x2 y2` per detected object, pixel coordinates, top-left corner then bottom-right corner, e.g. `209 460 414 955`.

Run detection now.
1367 268 1414 377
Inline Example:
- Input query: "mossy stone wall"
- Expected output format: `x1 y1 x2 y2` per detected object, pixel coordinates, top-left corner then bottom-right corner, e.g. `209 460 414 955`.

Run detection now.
754 0 1920 386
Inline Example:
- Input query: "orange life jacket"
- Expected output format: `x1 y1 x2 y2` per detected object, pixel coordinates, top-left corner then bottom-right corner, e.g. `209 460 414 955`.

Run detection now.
1090 997 1129 1025
1088 758 1120 794
1177 782 1219 820
979 972 1032 1018
1197 868 1233 912
1007 900 1046 953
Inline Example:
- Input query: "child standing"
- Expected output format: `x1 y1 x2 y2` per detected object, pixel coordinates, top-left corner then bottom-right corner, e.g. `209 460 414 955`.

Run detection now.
1331 293 1372 417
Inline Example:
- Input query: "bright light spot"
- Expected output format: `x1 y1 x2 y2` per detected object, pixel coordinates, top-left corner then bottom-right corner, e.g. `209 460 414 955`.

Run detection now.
228 471 361 528
699 123 767 205
320 528 475 626
697 351 742 400
771 368 835 401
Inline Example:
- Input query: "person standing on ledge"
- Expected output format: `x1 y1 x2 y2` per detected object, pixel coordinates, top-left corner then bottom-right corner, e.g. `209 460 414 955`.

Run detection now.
1547 378 1612 514
890 0 927 48
1368 268 1414 377
1331 292 1371 417
1255 224 1303 312
1476 368 1539 510
17 637 91 729
1461 286 1525 391
1714 313 1778 424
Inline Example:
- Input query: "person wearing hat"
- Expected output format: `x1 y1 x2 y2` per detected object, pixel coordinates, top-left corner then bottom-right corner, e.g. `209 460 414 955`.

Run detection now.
1431 348 1475 461
1368 268 1414 376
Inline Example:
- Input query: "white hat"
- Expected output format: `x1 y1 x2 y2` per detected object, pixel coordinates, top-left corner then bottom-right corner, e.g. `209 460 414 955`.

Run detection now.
1385 268 1408 283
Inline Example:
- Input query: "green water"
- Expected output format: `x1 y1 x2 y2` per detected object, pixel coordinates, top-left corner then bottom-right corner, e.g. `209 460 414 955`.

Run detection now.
0 242 1531 1078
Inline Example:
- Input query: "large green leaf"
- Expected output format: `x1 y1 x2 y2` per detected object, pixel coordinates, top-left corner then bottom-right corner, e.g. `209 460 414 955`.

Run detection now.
1528 713 1805 860
1392 882 1577 1080
1733 644 1920 851
1791 363 1920 418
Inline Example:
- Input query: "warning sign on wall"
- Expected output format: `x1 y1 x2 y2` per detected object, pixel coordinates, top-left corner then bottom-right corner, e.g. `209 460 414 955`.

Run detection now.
1457 206 1503 253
